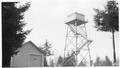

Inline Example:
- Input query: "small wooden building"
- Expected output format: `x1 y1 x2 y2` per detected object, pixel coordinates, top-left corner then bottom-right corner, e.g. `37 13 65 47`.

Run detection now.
10 41 45 67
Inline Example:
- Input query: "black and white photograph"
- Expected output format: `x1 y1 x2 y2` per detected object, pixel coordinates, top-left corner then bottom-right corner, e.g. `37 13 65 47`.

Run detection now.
1 0 119 67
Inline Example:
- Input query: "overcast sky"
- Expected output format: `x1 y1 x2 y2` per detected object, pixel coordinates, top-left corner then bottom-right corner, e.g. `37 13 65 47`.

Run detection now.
2 0 118 62
22 0 119 61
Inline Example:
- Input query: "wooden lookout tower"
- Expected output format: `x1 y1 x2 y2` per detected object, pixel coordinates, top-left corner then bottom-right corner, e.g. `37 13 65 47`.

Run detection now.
63 12 92 66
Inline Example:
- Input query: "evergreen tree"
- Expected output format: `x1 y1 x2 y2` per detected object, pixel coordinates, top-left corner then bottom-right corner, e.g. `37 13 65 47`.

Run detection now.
44 57 48 67
2 2 30 67
94 56 112 66
57 56 63 66
62 51 76 66
104 56 112 66
94 0 118 63
94 57 101 66
40 40 54 56
63 55 76 66
39 40 54 67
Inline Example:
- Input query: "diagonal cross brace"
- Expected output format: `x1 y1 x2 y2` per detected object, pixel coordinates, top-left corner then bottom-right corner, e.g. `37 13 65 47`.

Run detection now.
62 40 92 66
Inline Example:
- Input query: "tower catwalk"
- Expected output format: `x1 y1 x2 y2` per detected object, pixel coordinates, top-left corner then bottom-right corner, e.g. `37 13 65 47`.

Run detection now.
63 12 92 66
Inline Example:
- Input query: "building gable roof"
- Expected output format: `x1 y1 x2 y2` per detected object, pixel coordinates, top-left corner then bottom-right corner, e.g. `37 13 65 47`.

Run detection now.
18 41 45 55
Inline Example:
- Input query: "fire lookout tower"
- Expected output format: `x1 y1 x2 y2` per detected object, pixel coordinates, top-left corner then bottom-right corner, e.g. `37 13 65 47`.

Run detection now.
63 12 92 66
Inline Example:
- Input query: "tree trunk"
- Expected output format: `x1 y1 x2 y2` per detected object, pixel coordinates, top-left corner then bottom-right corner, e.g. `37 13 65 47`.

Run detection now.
44 56 48 67
112 29 116 63
2 53 11 67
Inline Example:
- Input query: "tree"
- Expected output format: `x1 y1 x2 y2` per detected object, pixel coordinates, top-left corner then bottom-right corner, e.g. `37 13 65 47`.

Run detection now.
40 40 54 56
2 2 30 67
63 55 76 66
62 51 76 66
94 57 101 66
56 56 64 66
94 0 118 63
104 56 112 66
94 56 112 66
44 57 48 67
39 40 54 67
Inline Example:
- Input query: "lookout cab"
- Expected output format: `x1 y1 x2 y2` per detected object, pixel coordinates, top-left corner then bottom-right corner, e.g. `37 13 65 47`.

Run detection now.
66 12 87 26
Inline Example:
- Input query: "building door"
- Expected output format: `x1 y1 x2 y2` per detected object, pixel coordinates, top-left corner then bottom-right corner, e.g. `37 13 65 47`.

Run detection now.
29 54 43 67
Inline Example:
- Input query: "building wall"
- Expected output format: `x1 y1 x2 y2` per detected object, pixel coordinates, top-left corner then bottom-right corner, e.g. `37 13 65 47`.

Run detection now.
11 42 44 67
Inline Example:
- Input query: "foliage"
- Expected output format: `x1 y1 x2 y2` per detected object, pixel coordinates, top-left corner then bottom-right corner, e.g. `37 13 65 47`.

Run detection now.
93 0 119 63
62 51 76 66
94 0 118 32
56 56 64 66
44 57 48 67
2 2 30 67
63 56 76 66
40 40 54 56
39 40 54 67
94 56 112 66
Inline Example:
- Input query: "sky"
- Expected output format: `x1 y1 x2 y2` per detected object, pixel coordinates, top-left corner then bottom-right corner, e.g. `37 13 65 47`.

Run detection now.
0 0 119 64
22 0 119 62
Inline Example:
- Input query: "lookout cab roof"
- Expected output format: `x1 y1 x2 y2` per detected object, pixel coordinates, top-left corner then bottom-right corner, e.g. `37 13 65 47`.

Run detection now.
66 12 87 26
